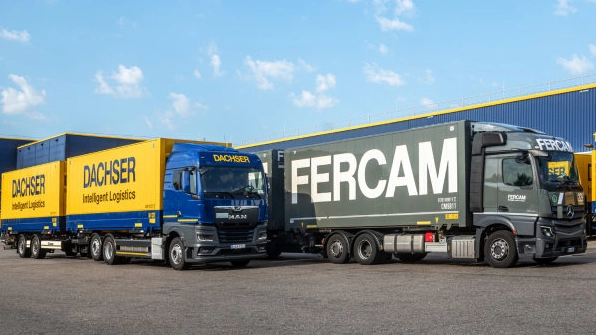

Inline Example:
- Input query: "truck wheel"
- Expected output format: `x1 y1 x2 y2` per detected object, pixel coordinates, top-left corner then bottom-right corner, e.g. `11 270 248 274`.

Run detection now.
90 234 103 261
353 233 380 265
266 241 282 259
31 234 46 259
17 234 31 258
230 259 250 268
103 235 117 265
484 231 518 268
396 252 427 263
326 233 350 264
169 237 189 270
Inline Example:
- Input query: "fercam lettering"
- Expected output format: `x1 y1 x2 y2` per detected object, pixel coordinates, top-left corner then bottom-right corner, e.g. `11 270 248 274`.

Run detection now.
291 138 458 204
535 139 573 152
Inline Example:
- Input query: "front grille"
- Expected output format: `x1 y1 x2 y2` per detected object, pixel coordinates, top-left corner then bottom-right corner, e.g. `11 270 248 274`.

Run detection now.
218 224 255 243
550 205 584 220
554 222 584 234
556 238 583 250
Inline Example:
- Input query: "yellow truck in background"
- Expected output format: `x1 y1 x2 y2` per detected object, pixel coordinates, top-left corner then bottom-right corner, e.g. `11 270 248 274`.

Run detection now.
576 149 595 235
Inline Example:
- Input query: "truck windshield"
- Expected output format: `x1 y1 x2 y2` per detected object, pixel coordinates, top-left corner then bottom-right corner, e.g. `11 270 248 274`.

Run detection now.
535 151 580 188
200 167 266 199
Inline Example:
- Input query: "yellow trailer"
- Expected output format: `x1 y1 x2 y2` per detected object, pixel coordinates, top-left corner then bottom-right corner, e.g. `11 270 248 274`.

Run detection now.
0 161 66 258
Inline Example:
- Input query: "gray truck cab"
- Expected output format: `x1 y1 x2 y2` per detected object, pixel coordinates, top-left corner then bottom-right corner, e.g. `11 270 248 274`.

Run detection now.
470 122 586 266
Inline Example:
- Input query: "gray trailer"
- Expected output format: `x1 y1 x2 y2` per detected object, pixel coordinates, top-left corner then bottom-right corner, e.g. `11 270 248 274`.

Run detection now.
255 120 587 268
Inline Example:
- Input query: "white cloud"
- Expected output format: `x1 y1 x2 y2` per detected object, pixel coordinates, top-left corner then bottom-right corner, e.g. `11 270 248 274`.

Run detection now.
157 111 176 130
0 28 30 43
590 44 596 56
208 43 223 77
1 74 46 118
316 74 336 92
376 16 413 32
169 93 192 117
298 58 316 72
291 91 339 109
244 56 295 90
118 16 137 29
379 43 389 54
374 0 415 32
150 92 209 130
554 0 577 16
420 97 437 109
291 73 339 109
556 54 594 74
113 65 142 84
94 65 146 98
193 69 202 79
363 63 404 86
211 55 222 77
94 72 114 95
395 0 414 15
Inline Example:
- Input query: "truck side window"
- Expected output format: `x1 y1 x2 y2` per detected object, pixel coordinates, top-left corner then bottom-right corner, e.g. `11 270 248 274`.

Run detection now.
189 170 197 194
503 158 533 187
172 171 182 190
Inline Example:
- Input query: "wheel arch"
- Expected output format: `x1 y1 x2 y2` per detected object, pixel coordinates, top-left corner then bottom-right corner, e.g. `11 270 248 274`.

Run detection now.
475 215 516 261
323 230 353 257
352 229 384 251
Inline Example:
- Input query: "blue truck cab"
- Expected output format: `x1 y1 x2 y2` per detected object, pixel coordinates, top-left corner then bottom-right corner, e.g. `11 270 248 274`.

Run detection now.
162 143 268 269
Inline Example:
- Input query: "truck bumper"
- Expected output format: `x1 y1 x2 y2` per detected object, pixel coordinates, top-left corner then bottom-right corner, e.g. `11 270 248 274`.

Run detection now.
185 242 268 264
182 223 268 264
517 219 587 260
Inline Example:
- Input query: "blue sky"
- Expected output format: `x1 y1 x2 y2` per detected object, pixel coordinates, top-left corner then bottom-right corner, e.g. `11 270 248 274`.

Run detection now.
1 0 595 145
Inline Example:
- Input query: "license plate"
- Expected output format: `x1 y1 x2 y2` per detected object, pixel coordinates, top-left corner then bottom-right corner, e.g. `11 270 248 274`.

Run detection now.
231 244 246 250
566 247 575 253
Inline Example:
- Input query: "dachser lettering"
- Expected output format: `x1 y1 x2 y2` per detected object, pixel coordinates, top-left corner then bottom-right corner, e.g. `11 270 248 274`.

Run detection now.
83 157 136 188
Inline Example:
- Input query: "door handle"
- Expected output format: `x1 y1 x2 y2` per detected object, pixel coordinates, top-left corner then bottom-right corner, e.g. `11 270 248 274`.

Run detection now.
498 206 509 212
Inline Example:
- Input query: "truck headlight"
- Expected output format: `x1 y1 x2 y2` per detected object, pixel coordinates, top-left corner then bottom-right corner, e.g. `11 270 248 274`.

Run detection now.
258 231 267 241
197 233 215 242
540 226 554 238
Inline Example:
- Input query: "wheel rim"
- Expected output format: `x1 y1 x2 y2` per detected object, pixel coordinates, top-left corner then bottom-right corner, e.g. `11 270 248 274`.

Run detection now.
32 236 39 255
329 240 344 258
490 238 509 261
171 243 183 265
104 241 114 260
91 237 101 257
357 239 373 260
18 237 26 254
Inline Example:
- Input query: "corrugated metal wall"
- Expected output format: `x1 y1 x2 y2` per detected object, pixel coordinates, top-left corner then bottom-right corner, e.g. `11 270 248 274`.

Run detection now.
17 134 141 169
240 86 596 152
0 138 32 173
0 138 33 212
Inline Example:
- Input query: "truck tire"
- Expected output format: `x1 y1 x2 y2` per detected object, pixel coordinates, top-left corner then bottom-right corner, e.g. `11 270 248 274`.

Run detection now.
396 252 427 263
353 232 380 265
326 233 350 264
266 240 282 258
484 231 518 268
103 235 118 265
90 234 103 261
17 234 31 258
31 234 46 259
169 237 189 270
